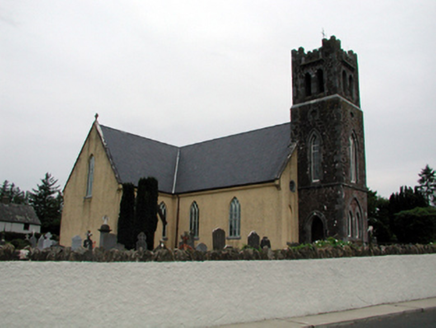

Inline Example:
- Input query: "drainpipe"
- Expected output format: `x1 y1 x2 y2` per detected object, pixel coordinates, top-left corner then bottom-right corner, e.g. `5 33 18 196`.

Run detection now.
174 195 180 248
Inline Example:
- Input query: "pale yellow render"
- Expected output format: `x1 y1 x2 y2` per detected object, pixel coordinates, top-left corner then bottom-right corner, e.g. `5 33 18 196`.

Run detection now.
155 151 298 250
60 124 122 247
61 122 299 250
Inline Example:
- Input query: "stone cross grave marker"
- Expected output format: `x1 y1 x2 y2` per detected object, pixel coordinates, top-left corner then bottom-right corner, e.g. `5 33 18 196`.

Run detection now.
136 232 147 250
212 228 225 250
71 235 82 251
195 242 207 252
83 230 93 250
248 231 260 249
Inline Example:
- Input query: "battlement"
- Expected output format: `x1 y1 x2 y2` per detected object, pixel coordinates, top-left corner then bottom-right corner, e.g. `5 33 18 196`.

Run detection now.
291 36 360 107
292 36 357 68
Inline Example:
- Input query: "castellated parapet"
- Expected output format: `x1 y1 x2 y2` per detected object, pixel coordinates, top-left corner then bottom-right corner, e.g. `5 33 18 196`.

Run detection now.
292 36 360 107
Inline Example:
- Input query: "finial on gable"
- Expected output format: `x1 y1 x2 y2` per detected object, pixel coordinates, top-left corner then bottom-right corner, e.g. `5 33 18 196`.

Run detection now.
95 113 99 122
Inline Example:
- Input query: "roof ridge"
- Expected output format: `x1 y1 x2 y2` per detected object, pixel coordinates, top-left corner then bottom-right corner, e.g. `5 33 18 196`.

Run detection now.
180 122 290 149
100 125 179 149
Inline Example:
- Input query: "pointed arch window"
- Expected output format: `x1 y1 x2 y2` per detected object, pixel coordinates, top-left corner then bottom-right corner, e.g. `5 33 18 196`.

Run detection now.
317 69 324 93
159 202 167 239
190 202 199 238
305 73 312 97
355 212 361 239
349 135 357 183
342 70 347 94
229 197 241 238
310 134 321 182
348 211 353 238
86 155 95 197
348 75 354 99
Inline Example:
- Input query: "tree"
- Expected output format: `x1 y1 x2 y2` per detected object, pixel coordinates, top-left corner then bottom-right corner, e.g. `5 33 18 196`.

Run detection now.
392 207 436 244
367 189 391 243
134 177 158 250
117 183 136 249
417 165 436 206
389 186 427 242
29 173 63 235
0 180 28 205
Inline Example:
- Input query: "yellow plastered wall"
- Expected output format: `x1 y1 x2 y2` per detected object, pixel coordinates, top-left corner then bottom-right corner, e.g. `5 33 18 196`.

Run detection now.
174 151 298 250
61 125 299 250
60 125 122 247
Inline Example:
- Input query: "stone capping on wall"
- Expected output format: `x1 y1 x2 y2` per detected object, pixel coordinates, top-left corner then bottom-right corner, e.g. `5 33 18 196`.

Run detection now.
1 243 436 262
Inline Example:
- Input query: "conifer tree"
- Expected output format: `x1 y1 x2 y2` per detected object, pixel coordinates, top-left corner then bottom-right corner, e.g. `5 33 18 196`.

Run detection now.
134 177 158 250
417 164 436 206
117 183 136 249
29 173 63 234
0 180 28 205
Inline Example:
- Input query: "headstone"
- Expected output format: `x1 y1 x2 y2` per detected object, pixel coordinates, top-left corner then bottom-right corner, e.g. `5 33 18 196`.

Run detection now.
43 232 53 249
195 243 207 252
188 230 195 248
29 233 37 248
260 236 271 249
179 232 193 251
102 233 117 250
248 231 260 249
83 230 93 250
71 235 82 251
37 235 44 250
136 232 147 250
213 228 225 250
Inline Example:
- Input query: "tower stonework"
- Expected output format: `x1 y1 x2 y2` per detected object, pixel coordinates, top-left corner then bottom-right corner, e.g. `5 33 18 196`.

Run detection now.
291 36 368 243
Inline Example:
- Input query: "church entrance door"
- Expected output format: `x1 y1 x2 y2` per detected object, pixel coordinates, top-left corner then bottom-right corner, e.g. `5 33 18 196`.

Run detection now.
311 216 324 242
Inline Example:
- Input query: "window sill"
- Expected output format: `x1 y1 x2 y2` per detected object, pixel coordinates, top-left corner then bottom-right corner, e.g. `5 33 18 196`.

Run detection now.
226 236 241 240
84 196 92 200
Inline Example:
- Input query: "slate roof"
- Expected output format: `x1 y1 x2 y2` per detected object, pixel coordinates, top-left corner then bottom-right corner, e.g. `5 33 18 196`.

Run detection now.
99 122 293 194
0 203 41 225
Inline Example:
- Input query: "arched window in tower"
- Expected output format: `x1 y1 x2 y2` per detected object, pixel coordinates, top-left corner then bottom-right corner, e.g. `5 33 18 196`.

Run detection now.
86 155 94 197
159 202 167 239
348 75 354 99
310 134 321 182
229 197 241 238
355 212 361 239
348 211 353 238
190 201 199 238
342 70 347 94
305 73 312 97
349 134 358 183
317 69 324 93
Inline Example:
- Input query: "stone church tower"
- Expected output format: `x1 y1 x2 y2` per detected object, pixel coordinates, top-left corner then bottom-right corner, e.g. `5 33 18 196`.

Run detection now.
291 36 368 243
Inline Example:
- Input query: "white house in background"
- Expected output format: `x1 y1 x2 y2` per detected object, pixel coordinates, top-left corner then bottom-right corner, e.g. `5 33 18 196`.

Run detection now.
0 199 41 234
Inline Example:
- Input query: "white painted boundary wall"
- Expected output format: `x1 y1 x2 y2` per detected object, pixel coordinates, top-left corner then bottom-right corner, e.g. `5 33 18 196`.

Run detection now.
1 255 436 327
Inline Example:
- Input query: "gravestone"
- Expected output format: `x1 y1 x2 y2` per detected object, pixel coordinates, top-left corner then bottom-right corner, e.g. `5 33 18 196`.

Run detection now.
102 234 117 250
248 231 260 249
71 235 82 251
83 231 93 250
29 233 37 248
260 236 271 249
37 235 45 250
195 243 207 252
213 228 225 250
188 230 195 248
43 232 53 249
136 232 147 250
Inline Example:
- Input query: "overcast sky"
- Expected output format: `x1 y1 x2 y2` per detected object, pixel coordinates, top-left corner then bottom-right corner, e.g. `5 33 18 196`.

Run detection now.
1 0 435 198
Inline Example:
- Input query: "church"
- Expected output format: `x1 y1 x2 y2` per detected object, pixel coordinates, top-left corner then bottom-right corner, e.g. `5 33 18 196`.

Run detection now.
59 36 368 250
